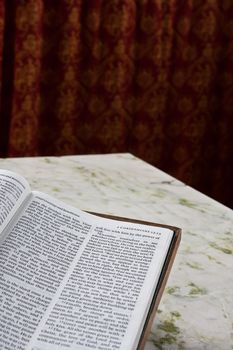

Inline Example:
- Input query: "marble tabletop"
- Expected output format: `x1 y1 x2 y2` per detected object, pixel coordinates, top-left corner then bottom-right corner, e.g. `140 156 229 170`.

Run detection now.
0 153 232 350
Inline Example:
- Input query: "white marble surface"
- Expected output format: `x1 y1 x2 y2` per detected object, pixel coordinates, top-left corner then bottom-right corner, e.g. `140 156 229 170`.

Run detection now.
0 153 232 349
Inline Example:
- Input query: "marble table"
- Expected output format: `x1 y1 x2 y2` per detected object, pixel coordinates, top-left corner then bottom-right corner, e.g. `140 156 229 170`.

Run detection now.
0 153 232 349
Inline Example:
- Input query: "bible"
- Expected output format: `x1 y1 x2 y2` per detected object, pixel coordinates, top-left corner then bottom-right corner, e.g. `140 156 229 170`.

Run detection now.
0 169 181 350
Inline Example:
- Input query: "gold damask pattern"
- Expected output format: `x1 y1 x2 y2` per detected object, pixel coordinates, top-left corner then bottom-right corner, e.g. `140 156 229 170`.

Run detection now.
0 0 232 207
9 0 43 155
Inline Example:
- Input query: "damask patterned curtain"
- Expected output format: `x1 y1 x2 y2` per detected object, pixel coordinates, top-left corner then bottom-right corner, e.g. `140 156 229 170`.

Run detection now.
0 0 232 208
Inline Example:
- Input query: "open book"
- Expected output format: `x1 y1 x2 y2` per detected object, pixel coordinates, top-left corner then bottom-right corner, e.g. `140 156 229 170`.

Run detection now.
0 169 181 350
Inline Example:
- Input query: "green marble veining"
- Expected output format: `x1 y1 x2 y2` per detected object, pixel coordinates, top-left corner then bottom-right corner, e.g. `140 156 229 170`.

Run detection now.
166 286 180 295
44 157 53 163
52 187 61 192
209 241 232 255
151 311 183 350
188 282 207 296
206 254 223 265
178 198 197 208
186 261 204 270
152 189 167 198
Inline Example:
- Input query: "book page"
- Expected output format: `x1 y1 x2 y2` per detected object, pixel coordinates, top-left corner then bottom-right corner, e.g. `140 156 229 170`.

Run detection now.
28 216 173 350
0 192 95 350
0 169 31 236
0 187 173 350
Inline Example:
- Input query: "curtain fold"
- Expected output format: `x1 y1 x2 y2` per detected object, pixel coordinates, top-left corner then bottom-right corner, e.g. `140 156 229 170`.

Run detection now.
0 0 232 208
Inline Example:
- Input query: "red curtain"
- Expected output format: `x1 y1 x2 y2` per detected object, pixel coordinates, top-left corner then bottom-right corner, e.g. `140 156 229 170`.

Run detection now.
0 0 232 208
